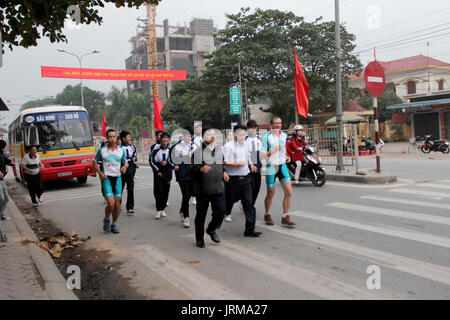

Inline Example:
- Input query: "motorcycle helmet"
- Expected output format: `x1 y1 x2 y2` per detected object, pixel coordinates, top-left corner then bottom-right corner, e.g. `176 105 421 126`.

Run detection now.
293 125 304 131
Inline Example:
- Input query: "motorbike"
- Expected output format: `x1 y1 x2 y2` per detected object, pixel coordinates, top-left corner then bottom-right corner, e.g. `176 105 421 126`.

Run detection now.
420 135 449 154
287 145 326 187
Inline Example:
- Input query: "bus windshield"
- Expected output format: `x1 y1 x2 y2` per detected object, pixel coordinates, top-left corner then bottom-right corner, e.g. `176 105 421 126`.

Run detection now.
23 111 92 151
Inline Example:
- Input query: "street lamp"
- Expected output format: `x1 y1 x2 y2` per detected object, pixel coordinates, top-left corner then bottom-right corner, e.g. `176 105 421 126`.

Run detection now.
57 49 100 108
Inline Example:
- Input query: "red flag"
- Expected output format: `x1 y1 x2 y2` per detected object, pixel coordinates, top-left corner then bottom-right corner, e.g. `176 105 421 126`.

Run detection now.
294 47 309 118
101 114 107 137
154 96 164 131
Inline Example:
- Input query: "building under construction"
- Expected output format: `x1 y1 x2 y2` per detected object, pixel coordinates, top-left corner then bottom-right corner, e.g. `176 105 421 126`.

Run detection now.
125 18 220 103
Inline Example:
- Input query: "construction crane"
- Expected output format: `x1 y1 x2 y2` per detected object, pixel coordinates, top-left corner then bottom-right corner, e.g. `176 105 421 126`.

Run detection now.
146 2 158 139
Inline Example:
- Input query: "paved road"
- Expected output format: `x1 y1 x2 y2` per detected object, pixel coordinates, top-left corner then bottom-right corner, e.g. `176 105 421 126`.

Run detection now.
9 159 450 300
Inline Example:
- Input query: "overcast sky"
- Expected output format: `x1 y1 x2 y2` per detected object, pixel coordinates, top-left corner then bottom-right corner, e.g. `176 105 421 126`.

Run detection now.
1 0 450 125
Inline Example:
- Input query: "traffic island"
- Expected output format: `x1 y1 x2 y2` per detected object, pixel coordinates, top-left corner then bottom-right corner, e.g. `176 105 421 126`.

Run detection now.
326 169 397 184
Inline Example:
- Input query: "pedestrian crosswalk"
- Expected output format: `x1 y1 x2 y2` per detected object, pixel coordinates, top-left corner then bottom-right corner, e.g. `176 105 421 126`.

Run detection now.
126 179 450 299
40 173 450 299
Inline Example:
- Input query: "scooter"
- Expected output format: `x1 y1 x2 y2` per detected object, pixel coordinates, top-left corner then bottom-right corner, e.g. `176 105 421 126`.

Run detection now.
288 145 326 187
420 135 449 154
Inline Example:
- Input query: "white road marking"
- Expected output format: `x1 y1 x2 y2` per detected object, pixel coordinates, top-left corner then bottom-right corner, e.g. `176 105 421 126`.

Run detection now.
255 222 450 286
180 234 392 299
289 211 450 249
360 195 449 210
132 244 244 300
327 202 450 226
389 188 450 198
416 183 450 190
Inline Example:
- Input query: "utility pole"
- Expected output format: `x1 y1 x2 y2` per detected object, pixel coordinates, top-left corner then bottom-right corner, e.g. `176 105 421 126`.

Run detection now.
147 3 158 140
335 0 344 172
245 79 249 122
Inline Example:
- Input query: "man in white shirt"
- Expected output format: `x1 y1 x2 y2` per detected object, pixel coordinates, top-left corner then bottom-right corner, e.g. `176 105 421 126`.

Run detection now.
223 125 261 237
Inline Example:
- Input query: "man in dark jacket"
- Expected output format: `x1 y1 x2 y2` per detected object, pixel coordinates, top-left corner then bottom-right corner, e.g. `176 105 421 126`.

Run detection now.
0 140 14 221
191 128 229 248
171 127 194 228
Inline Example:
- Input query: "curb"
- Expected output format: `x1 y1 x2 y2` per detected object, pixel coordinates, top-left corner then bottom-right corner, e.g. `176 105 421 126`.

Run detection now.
7 200 78 300
326 172 398 184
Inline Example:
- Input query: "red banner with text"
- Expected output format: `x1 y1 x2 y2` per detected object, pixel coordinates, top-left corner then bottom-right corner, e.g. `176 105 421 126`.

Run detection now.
41 66 187 81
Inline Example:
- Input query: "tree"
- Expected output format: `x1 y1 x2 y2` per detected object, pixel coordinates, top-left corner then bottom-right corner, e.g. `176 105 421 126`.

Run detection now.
54 84 105 120
1 0 161 51
125 115 150 140
357 91 403 122
163 8 362 128
20 97 56 111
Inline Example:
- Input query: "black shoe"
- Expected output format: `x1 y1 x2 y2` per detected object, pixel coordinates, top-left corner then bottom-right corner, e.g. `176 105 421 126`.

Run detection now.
244 231 262 237
196 240 205 248
206 230 220 243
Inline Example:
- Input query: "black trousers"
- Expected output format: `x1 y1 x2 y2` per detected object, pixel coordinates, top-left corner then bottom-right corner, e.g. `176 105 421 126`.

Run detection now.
195 192 226 242
225 176 256 233
121 173 135 210
153 175 171 211
25 173 44 204
250 172 262 206
178 180 193 218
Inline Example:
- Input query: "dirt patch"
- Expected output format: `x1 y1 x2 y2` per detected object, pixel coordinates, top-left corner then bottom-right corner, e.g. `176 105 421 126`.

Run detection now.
7 180 146 300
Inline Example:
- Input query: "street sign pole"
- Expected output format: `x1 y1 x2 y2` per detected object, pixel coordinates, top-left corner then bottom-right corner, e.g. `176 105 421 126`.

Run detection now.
364 60 385 174
373 96 381 173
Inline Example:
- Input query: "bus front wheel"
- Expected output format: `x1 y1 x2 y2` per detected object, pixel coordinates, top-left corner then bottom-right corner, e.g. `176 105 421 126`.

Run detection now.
77 176 87 184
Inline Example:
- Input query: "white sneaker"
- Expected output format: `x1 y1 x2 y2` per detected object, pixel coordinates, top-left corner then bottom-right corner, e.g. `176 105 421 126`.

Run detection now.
190 197 197 205
161 211 167 217
127 209 135 216
155 211 161 220
224 215 232 222
166 202 170 207
179 211 184 223
183 217 190 228
38 196 43 203
32 203 38 207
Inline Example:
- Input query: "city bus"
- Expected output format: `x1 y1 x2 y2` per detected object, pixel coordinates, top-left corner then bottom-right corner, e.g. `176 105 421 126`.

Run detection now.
8 105 97 184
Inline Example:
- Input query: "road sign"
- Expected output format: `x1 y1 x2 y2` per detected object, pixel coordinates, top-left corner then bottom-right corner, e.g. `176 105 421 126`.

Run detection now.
364 61 385 97
230 87 241 115
141 130 150 139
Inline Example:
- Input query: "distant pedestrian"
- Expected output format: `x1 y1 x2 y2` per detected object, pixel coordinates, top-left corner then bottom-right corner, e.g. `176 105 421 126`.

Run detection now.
0 140 15 220
190 124 202 205
150 132 174 220
93 129 128 234
192 128 229 248
21 146 44 207
150 130 163 155
171 127 194 228
120 131 138 215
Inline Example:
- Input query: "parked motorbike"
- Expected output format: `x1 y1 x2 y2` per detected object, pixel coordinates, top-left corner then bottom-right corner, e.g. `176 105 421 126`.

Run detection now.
288 145 326 187
420 135 449 154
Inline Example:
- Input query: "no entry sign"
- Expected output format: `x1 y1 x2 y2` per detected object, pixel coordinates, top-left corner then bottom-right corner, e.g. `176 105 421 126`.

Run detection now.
364 61 385 97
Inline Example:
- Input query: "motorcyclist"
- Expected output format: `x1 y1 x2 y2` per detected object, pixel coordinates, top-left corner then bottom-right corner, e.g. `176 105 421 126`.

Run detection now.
287 125 308 184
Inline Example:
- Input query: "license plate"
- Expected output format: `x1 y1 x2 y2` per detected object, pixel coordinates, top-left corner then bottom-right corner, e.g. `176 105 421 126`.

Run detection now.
57 172 72 177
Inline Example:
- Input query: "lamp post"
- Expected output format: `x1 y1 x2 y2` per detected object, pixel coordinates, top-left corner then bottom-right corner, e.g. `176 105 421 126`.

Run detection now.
57 49 100 108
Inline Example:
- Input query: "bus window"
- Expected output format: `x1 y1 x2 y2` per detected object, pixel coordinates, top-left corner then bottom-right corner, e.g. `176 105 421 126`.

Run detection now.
24 125 40 149
59 119 92 149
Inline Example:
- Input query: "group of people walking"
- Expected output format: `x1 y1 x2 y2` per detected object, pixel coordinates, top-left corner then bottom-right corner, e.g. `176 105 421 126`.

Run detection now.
94 115 303 249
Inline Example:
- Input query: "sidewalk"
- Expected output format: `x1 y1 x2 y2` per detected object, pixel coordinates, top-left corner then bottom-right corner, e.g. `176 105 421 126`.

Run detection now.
0 206 49 300
0 189 78 300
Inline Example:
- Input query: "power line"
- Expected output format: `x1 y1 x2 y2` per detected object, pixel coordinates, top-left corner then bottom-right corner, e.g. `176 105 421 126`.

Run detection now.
355 5 450 38
357 21 450 52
